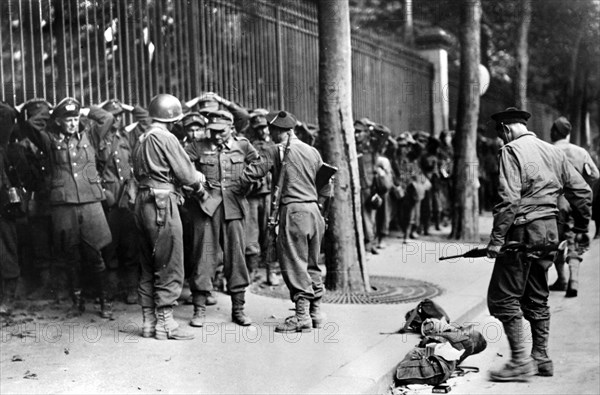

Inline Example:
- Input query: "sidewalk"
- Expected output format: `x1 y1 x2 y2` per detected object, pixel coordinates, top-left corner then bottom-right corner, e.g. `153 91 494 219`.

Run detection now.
1 216 497 395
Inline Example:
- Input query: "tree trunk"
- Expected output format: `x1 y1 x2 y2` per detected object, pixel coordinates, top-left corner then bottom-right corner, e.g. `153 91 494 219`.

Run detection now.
317 0 369 292
450 0 480 241
514 0 531 109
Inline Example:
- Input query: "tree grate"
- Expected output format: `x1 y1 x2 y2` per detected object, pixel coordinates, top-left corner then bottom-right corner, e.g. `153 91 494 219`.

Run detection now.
250 275 443 304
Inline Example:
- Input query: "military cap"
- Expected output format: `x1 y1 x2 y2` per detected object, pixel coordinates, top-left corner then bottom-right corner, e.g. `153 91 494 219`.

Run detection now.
266 110 297 129
354 118 375 131
373 124 391 136
413 130 431 141
22 98 53 119
53 97 81 118
196 98 220 115
249 108 269 128
102 99 125 115
397 131 416 145
206 110 234 130
182 112 206 128
491 107 531 125
551 116 571 138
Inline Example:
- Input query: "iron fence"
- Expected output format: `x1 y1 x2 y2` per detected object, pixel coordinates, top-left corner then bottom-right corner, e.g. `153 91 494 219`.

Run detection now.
1 0 433 132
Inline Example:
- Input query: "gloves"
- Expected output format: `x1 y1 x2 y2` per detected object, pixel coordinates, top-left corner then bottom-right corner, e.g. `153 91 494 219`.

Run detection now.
486 244 502 259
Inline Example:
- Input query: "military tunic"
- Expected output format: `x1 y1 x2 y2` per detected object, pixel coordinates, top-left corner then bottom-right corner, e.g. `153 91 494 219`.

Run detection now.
0 146 20 280
133 123 203 309
487 132 592 322
185 136 259 294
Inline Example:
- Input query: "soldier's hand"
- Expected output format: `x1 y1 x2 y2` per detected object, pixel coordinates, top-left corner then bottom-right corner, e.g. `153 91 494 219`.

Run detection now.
486 244 502 259
79 107 91 117
121 103 135 112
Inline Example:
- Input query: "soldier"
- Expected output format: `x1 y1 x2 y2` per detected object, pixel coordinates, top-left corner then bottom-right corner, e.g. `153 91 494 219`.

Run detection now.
94 99 140 305
10 99 58 300
240 110 329 333
133 94 205 340
371 124 395 248
42 98 114 318
244 109 280 285
486 108 592 381
182 112 207 143
549 116 599 297
184 109 258 327
355 118 379 254
0 103 20 315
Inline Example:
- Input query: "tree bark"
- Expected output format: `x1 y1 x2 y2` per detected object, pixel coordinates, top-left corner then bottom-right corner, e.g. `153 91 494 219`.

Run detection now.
514 0 531 109
450 0 480 242
317 0 368 292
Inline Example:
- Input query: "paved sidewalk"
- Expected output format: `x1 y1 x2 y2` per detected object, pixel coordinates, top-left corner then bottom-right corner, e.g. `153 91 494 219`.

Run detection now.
1 216 499 394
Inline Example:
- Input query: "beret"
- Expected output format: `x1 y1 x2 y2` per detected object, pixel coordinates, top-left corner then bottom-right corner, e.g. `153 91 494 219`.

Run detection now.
53 97 81 118
551 116 571 138
491 107 531 125
266 110 297 129
102 99 124 115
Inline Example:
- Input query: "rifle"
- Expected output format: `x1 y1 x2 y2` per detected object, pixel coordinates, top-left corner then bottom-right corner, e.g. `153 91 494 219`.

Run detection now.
265 131 292 263
439 241 567 261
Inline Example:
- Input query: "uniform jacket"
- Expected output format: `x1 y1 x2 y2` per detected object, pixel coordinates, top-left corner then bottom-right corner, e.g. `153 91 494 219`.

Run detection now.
490 132 592 246
247 138 274 196
133 123 202 189
41 109 113 205
95 128 134 206
185 135 260 220
553 139 600 187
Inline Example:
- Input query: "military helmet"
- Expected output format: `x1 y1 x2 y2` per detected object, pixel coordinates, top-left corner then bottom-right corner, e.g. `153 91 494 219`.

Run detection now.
148 94 183 123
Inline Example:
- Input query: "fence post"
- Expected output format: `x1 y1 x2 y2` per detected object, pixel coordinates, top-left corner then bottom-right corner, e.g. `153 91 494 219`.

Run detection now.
275 5 284 109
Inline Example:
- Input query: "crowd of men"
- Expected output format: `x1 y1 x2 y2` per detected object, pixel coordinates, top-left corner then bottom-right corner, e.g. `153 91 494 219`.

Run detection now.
1 94 599 347
0 93 332 339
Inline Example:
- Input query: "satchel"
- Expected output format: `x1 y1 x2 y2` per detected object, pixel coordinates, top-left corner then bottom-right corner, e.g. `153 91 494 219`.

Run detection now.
395 346 455 386
400 299 451 334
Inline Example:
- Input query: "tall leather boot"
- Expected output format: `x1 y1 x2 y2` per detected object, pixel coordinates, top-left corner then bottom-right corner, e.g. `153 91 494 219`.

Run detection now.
0 278 18 316
27 269 53 300
530 319 553 376
155 305 194 340
142 307 157 338
231 292 252 326
275 298 312 333
189 292 207 327
489 318 536 382
566 258 581 298
98 271 113 319
549 255 567 291
309 297 324 329
125 266 139 305
67 289 86 317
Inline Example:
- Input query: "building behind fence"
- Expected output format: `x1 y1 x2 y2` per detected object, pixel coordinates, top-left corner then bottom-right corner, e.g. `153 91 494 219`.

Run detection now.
1 0 433 133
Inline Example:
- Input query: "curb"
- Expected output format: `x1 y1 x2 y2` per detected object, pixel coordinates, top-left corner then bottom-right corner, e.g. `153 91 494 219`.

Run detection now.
307 297 489 395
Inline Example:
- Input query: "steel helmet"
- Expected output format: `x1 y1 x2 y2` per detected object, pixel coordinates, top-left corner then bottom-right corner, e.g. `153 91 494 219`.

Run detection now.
148 94 183 122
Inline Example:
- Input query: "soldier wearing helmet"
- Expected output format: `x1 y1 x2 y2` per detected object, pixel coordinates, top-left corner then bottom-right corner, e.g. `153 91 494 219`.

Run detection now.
132 93 206 341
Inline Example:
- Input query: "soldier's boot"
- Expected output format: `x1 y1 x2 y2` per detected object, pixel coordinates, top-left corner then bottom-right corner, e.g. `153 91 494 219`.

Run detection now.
155 306 194 340
66 289 86 317
489 318 536 382
206 291 217 306
549 256 567 291
189 292 207 327
98 271 113 319
530 319 553 376
566 258 581 298
309 297 324 329
0 278 18 316
409 225 420 239
231 292 252 326
275 298 312 333
125 267 138 305
27 269 53 300
141 307 157 338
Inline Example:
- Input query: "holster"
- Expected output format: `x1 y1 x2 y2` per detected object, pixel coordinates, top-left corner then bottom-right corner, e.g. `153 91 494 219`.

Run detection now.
151 188 171 226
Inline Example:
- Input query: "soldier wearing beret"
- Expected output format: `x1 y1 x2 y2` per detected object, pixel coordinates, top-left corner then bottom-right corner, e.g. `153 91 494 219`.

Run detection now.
39 97 115 318
244 109 280 285
240 110 329 333
133 93 205 340
184 109 260 327
486 107 592 381
549 116 599 297
93 99 140 305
